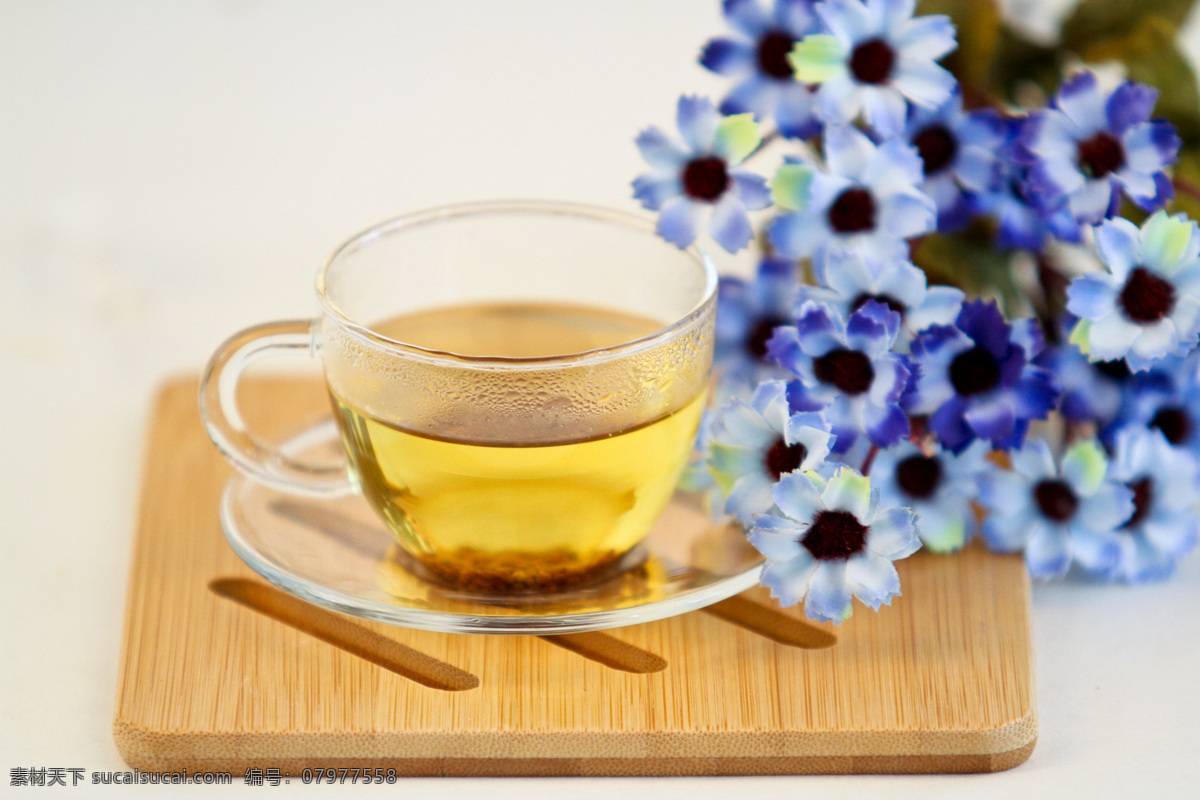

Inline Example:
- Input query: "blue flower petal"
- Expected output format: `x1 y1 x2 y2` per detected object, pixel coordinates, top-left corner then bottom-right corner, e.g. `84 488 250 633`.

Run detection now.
655 197 706 249
845 552 901 610
760 552 820 608
1106 81 1157 136
1025 522 1071 579
771 470 824 522
805 560 853 622
700 37 756 76
708 193 756 253
748 513 808 560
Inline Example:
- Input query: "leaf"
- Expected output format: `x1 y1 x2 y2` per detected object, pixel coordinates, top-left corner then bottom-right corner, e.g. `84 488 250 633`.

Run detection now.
1167 146 1200 220
1061 0 1196 53
912 228 1020 313
985 25 1061 105
916 0 1002 89
1079 16 1200 144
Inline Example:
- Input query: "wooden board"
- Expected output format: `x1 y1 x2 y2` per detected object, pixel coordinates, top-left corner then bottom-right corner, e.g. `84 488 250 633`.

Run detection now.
113 377 1036 776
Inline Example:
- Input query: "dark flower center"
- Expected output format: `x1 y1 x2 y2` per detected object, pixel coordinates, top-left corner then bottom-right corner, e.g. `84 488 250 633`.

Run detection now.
814 348 875 395
757 29 796 79
1076 132 1125 179
1034 479 1079 523
895 455 943 500
802 510 869 560
1151 406 1191 445
764 437 807 480
849 37 895 85
913 124 958 175
1122 477 1154 530
851 292 907 320
1094 359 1132 382
682 156 729 202
827 188 877 233
745 315 787 360
949 346 1001 397
1118 267 1176 324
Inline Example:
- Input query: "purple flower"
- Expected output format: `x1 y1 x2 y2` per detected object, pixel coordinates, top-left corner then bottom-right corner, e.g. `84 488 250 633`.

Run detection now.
632 95 771 253
979 439 1132 579
906 300 1059 452
748 466 920 622
768 124 935 266
972 117 1082 249
903 91 1006 230
767 300 913 452
787 0 958 137
700 0 824 139
1018 71 1181 224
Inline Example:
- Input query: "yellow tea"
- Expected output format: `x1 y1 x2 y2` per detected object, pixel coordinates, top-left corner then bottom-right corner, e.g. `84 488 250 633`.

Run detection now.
329 302 706 592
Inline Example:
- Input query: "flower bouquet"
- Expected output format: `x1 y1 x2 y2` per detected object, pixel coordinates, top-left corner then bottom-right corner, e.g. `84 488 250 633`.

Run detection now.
632 0 1200 623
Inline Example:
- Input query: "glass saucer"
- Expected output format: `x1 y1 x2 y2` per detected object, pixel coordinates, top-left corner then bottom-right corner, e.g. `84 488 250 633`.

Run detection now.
219 420 765 634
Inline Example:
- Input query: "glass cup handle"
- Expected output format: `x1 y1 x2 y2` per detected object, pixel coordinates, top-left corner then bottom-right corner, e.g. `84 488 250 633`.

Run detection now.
199 319 355 497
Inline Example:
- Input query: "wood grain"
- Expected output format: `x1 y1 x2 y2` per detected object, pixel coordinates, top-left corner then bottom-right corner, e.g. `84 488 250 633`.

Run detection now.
113 377 1037 776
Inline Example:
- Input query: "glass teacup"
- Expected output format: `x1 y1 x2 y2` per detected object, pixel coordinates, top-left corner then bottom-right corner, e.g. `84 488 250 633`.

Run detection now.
201 201 717 592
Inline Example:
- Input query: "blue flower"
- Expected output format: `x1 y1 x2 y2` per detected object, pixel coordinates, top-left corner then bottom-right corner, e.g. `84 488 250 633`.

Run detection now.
903 92 1006 230
707 379 836 523
972 117 1082 250
1067 211 1200 371
714 256 800 400
700 0 823 139
787 0 958 137
632 95 771 253
1036 339 1130 433
871 439 992 552
748 466 920 622
1108 354 1200 458
906 300 1059 453
768 124 935 265
1105 427 1200 582
979 439 1132 579
794 250 963 349
1018 71 1181 224
767 299 913 452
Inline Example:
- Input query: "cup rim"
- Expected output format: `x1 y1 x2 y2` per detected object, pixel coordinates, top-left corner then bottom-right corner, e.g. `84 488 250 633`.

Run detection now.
314 199 718 368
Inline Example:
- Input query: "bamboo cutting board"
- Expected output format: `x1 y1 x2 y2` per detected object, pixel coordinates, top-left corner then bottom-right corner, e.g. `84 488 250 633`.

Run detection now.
113 377 1036 776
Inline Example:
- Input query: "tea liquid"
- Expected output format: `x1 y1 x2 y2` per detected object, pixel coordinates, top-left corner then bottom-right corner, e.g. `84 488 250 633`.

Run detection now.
329 302 706 592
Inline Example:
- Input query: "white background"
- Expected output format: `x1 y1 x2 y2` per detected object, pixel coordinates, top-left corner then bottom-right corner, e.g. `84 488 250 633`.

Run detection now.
2 1 1199 797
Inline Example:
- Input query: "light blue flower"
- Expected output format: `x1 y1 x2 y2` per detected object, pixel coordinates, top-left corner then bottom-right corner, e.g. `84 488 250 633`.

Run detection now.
787 0 957 136
707 379 835 524
871 439 992 552
906 300 1060 453
768 124 935 265
700 0 824 139
632 95 771 253
749 466 920 622
1105 427 1200 582
714 256 800 402
1108 354 1200 458
794 250 963 349
767 299 913 453
1018 71 1181 224
978 439 1132 579
903 91 1006 230
1067 211 1200 371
